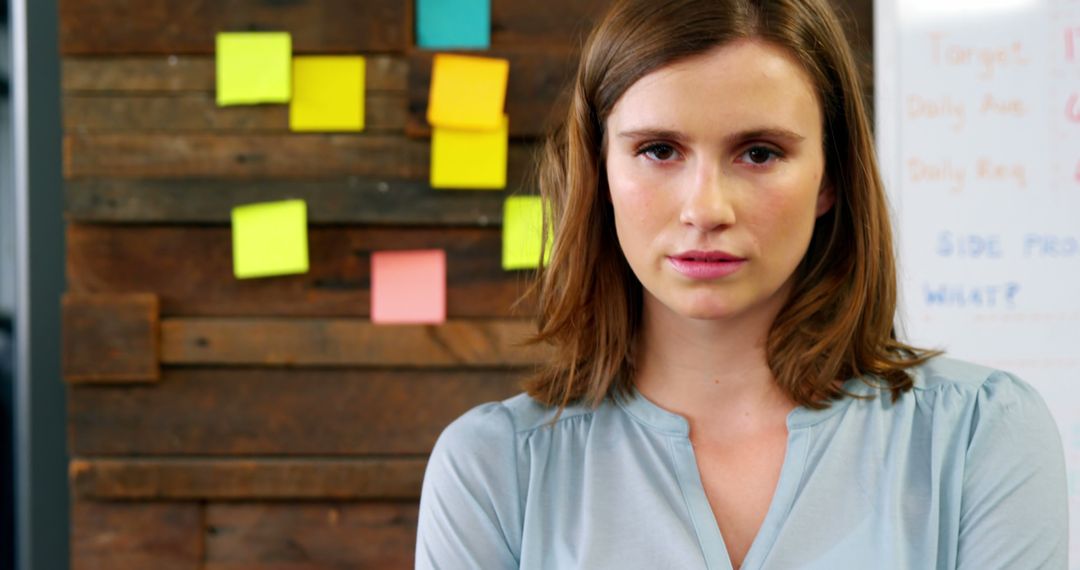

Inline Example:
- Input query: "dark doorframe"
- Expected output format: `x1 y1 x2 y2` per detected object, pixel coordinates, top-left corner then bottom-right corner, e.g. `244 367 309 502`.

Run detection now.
2 3 16 569
11 0 68 568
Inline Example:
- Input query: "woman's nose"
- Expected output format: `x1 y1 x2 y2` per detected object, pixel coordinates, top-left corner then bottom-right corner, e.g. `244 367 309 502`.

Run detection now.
679 162 736 231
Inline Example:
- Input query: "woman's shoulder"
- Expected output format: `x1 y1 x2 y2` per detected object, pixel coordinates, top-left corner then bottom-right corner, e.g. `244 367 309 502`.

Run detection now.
859 355 1057 433
907 359 1067 559
433 392 598 453
906 355 1005 392
904 355 1046 408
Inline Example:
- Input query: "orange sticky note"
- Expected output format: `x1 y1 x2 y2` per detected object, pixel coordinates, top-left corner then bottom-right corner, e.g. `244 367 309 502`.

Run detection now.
427 53 509 130
371 250 447 324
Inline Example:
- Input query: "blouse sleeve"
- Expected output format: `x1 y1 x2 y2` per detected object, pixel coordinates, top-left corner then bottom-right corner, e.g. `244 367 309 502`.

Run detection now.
956 370 1069 569
415 402 521 570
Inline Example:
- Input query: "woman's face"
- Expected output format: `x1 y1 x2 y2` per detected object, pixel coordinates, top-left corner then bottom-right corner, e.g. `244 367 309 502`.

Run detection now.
604 39 833 323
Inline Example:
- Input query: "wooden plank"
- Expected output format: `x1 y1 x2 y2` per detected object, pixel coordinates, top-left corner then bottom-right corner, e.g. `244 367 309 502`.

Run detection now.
71 458 426 500
65 178 508 225
67 224 536 318
830 0 876 97
490 0 611 47
406 47 577 138
72 500 201 570
62 55 408 93
830 0 873 55
62 293 160 384
160 318 544 367
59 0 408 55
68 368 524 455
57 0 607 54
64 133 423 179
63 92 407 133
205 503 416 570
64 133 537 182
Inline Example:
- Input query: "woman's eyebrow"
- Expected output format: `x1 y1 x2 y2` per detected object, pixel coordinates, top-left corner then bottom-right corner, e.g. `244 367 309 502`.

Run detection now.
730 128 806 144
615 127 806 144
616 128 689 142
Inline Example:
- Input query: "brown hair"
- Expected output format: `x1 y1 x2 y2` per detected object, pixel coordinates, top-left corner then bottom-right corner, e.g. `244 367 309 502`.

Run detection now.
524 0 938 413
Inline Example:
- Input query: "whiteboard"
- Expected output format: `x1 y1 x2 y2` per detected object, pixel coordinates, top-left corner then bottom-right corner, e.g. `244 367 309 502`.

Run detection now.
875 0 1080 564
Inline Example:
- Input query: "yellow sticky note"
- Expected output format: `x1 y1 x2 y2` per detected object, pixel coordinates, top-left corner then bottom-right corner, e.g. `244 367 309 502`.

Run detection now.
431 114 508 189
231 200 309 279
427 53 509 130
216 32 292 106
503 196 553 270
290 56 366 132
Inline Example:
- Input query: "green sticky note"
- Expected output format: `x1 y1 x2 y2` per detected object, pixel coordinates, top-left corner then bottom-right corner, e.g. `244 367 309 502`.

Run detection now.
231 199 309 279
502 196 552 270
216 32 292 106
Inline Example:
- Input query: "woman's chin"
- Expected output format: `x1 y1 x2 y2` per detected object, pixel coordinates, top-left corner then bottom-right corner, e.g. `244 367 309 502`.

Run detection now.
667 299 741 321
685 308 739 321
643 286 761 322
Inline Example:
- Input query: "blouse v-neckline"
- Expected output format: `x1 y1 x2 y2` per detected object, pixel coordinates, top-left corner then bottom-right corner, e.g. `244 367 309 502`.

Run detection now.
616 385 858 569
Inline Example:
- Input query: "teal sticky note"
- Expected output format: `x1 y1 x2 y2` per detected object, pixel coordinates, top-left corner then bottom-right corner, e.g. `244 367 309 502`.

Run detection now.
416 0 491 49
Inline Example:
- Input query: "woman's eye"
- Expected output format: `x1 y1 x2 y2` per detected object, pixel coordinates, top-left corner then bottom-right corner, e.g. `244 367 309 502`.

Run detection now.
637 143 679 162
741 146 782 165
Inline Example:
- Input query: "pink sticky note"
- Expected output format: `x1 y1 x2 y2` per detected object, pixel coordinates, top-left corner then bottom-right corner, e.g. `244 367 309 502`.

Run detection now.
371 249 447 324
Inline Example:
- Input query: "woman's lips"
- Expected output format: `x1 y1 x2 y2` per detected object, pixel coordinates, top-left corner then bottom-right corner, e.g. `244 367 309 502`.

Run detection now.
666 253 747 279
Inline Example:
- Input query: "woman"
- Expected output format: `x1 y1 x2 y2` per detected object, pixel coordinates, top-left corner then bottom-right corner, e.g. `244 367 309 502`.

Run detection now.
415 0 1068 568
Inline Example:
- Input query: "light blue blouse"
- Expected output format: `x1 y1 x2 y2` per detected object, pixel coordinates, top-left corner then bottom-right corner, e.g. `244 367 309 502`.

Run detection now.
415 357 1068 569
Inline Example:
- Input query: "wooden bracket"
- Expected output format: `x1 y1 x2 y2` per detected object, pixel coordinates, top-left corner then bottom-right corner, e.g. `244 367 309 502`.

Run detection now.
62 292 160 383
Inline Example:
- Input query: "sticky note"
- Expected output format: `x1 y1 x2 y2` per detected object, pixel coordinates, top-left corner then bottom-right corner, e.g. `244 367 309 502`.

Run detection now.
503 196 552 270
427 54 509 130
216 32 292 106
416 0 491 49
290 56 366 132
371 250 447 324
231 200 309 279
431 114 508 189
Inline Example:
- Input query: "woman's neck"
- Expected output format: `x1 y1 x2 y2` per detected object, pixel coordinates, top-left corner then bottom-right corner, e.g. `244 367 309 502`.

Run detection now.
632 292 797 438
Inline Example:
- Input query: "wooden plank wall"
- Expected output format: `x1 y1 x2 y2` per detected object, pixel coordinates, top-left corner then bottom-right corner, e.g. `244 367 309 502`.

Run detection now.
59 1 873 567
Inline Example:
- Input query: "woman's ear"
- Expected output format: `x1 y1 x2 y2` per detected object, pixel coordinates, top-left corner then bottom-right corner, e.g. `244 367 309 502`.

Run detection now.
815 179 835 217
